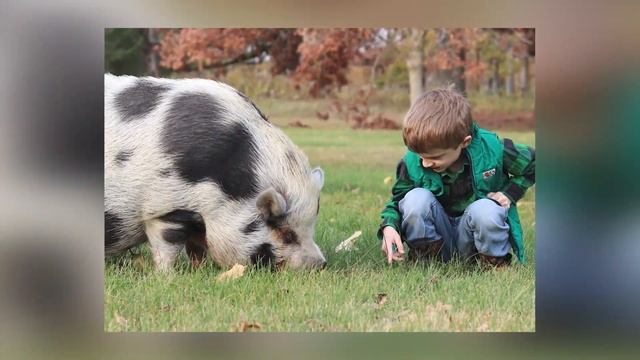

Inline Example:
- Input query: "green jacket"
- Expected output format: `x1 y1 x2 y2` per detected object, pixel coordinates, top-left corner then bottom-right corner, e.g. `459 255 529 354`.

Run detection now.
378 123 534 263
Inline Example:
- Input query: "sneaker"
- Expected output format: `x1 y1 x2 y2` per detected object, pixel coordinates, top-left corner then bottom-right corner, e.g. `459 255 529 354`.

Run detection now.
408 239 444 262
478 253 512 268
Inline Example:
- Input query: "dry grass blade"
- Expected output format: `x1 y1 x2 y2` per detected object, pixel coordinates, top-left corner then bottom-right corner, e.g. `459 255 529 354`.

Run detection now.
335 230 363 252
114 312 128 327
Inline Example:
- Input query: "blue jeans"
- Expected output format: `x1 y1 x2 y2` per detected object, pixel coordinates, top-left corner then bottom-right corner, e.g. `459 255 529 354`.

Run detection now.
398 188 511 261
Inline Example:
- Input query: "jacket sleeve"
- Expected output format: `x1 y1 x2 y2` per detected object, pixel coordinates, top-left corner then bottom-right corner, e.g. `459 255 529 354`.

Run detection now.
501 138 535 203
377 159 416 240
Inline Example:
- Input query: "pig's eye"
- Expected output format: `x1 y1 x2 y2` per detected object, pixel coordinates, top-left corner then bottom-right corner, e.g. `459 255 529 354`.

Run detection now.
280 229 298 245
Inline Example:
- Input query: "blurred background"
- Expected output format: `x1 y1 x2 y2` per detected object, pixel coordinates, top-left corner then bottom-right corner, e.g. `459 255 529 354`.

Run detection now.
1 0 640 358
105 28 534 131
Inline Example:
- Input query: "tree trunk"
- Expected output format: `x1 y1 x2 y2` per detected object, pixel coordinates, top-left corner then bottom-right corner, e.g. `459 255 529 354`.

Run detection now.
144 29 160 76
474 46 482 92
407 29 426 104
506 46 514 96
520 54 530 96
453 47 466 94
370 53 380 88
491 58 500 94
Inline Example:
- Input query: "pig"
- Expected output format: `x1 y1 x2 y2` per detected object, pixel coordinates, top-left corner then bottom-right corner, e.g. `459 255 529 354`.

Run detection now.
104 74 326 271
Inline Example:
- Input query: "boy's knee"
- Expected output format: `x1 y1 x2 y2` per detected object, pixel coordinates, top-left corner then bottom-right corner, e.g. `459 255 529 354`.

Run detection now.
400 188 437 216
467 199 508 231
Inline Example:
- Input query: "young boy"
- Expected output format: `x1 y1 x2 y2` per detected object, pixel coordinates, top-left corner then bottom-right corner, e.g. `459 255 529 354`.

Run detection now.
378 88 535 266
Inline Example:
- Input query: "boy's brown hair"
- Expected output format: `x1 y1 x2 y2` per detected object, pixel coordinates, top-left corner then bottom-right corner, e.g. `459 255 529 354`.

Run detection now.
402 86 473 153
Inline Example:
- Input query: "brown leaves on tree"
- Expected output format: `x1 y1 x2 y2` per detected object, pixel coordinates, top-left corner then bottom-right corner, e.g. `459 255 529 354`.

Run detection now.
153 28 534 98
157 29 301 74
294 28 373 97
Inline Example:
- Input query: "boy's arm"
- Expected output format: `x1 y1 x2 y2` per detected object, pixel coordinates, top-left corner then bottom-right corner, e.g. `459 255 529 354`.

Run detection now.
377 160 415 240
501 138 535 204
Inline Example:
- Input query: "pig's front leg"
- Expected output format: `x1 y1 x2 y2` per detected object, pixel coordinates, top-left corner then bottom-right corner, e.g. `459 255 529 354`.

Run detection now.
144 219 185 272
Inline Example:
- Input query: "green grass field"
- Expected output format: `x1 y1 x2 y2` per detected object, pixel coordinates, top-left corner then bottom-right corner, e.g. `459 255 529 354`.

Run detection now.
105 123 535 332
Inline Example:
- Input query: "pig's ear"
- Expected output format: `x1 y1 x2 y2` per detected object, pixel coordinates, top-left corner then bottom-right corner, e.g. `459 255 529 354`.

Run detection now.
256 187 287 220
311 167 324 190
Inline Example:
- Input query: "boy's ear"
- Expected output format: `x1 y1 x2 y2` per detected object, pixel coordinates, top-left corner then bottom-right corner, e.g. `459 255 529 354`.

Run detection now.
461 135 472 148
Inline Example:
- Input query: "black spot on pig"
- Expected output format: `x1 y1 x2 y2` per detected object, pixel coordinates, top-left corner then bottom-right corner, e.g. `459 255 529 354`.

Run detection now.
104 211 123 246
163 92 259 200
115 79 169 122
185 235 208 267
104 213 146 255
265 214 287 229
250 243 275 268
158 209 205 227
159 210 205 244
243 218 263 235
158 210 208 267
114 150 132 166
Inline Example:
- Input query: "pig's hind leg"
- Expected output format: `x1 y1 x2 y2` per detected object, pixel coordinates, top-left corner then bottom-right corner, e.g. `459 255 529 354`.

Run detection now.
144 210 206 272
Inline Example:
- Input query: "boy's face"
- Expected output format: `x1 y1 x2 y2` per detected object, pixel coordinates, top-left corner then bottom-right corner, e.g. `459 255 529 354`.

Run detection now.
418 135 472 173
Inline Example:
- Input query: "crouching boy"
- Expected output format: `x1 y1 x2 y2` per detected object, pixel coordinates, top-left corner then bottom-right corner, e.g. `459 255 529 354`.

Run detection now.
378 88 535 266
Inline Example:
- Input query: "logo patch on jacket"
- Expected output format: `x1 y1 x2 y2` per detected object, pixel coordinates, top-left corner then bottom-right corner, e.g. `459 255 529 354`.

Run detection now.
482 168 496 179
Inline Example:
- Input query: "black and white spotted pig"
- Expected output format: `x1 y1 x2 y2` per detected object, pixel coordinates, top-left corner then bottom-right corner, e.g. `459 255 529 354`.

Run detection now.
105 74 326 271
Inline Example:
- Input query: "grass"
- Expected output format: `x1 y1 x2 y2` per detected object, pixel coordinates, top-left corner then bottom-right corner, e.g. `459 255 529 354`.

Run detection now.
105 121 535 332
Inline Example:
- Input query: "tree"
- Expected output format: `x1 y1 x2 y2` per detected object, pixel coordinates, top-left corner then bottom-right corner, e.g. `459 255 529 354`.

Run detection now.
490 28 535 96
406 28 426 103
478 29 506 94
294 28 373 97
156 29 301 75
142 29 161 76
517 28 535 95
105 29 146 75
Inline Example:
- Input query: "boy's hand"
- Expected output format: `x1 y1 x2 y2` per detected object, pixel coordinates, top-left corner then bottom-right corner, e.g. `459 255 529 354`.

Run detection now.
381 226 405 264
487 191 511 209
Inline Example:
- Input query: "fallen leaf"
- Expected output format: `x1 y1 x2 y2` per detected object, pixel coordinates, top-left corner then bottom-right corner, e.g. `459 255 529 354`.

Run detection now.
375 293 388 309
335 230 363 252
477 323 490 331
383 176 393 185
114 312 128 327
232 321 262 332
429 276 439 284
217 264 246 282
351 187 360 193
